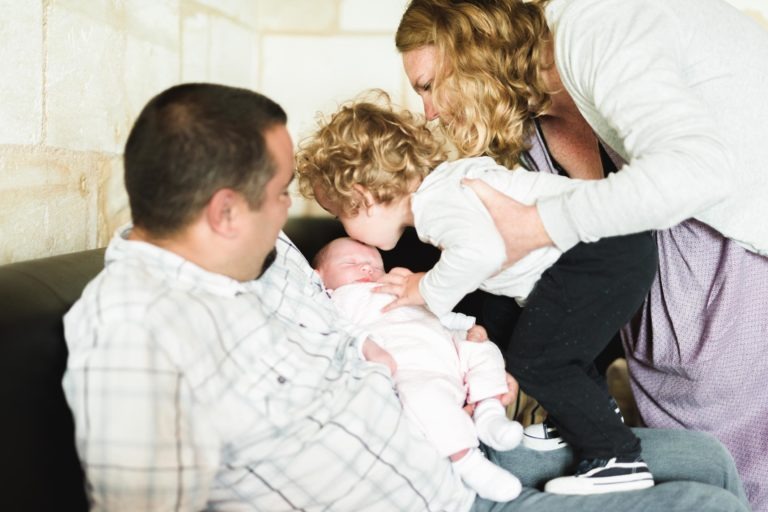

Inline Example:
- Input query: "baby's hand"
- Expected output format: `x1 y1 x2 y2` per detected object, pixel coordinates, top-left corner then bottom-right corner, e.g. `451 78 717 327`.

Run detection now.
362 338 397 376
373 268 425 312
466 325 488 342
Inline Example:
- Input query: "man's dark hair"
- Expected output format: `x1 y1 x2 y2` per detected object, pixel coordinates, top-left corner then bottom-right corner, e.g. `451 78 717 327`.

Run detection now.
124 83 287 237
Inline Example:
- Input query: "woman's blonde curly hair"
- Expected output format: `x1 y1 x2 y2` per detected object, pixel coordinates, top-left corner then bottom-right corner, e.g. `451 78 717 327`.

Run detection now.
396 0 553 169
296 90 448 216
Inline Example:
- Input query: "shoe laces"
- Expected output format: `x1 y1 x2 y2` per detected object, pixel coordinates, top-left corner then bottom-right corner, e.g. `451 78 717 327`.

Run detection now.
575 456 644 475
575 458 610 475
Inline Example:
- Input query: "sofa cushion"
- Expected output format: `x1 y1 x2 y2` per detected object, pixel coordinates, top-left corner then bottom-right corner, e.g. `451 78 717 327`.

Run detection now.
0 249 104 512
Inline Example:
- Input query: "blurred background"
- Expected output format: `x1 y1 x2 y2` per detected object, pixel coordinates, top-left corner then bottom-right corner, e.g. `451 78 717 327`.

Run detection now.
1 0 766 264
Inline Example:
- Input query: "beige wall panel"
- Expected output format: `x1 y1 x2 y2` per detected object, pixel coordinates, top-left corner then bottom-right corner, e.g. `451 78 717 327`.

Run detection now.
124 1 180 118
207 16 259 88
193 0 259 28
181 7 211 83
0 149 100 263
126 0 180 48
256 0 337 32
0 1 43 145
46 4 131 153
97 155 130 246
261 35 405 142
182 6 259 88
123 35 180 126
339 0 406 32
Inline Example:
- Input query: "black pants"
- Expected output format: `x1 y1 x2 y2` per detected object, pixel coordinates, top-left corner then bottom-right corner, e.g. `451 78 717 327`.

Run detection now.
485 232 658 460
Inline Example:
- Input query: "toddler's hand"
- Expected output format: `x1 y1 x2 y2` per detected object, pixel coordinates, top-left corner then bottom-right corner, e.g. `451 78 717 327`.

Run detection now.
373 268 425 312
362 338 397 376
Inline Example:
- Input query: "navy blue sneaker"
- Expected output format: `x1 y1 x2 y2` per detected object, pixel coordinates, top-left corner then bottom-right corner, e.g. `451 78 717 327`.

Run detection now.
522 397 624 451
544 456 655 495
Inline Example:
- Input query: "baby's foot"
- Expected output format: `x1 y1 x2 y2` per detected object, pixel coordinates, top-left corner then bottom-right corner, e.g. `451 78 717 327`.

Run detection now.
474 399 523 451
452 448 522 501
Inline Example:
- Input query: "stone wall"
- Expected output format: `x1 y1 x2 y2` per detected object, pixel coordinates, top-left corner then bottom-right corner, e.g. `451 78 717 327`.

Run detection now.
0 0 766 263
0 0 416 263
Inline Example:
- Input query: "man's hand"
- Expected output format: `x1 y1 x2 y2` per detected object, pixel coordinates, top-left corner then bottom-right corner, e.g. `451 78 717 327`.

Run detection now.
461 177 553 266
466 325 488 342
373 268 426 312
362 338 397 376
499 372 520 407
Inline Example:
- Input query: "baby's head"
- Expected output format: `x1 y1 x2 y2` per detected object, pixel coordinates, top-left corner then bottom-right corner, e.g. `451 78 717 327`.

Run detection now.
314 237 386 290
296 90 448 249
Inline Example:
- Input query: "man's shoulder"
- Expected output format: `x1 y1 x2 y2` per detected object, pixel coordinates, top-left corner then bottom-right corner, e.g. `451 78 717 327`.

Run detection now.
67 257 175 328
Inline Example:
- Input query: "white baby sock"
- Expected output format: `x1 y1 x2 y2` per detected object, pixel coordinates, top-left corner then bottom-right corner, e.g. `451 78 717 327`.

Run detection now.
452 448 522 502
473 398 524 451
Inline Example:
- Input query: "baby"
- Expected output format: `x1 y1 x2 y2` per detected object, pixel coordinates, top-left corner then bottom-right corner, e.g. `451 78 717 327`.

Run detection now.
314 237 523 502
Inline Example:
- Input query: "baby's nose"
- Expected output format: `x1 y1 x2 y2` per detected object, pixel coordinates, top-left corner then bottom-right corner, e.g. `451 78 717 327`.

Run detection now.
361 264 372 274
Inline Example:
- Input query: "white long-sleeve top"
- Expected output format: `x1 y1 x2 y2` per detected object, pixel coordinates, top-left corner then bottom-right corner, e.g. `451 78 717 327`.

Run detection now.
412 157 581 316
539 0 768 255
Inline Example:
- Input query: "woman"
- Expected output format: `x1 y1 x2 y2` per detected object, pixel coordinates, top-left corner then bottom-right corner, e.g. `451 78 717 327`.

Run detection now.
395 0 768 509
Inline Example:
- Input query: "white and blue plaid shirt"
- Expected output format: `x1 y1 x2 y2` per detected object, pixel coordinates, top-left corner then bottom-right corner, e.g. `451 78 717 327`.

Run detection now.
63 226 474 511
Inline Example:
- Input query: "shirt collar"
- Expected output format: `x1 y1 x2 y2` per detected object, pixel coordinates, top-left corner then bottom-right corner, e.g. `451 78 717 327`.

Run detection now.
105 224 254 298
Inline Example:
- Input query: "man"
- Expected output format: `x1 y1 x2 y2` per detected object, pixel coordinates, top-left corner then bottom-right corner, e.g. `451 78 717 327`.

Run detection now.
63 83 748 511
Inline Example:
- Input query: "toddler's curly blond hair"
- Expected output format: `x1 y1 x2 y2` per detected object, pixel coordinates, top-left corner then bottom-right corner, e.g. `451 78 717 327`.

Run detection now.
296 90 448 216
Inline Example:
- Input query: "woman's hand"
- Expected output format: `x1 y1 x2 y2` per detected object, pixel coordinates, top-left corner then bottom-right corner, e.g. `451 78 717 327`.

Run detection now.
461 178 554 266
374 267 426 312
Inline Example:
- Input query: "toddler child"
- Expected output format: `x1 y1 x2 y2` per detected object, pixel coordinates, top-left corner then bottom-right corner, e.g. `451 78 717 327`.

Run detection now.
314 236 523 502
296 93 658 495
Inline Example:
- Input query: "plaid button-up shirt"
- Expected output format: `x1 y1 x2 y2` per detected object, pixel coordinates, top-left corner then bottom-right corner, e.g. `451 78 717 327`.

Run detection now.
63 226 474 511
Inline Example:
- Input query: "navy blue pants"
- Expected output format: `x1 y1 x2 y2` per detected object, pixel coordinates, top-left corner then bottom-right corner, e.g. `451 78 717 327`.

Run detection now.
484 232 658 460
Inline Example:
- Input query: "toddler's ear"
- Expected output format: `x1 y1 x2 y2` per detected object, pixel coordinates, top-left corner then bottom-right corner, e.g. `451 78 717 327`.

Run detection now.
352 184 375 210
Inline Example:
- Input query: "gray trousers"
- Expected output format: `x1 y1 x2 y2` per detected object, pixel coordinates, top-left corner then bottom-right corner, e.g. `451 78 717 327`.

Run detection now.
471 428 749 512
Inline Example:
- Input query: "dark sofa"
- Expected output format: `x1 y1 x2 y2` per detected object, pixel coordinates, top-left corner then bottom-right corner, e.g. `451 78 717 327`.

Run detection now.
0 216 496 512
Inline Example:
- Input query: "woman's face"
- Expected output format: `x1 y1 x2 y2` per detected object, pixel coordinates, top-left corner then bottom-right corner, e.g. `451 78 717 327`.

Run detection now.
402 46 440 121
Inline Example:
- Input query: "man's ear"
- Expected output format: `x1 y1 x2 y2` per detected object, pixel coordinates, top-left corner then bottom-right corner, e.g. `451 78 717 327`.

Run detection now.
206 188 242 239
352 184 376 214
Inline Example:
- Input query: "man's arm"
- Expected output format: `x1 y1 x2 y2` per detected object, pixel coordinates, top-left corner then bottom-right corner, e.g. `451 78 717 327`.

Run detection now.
64 320 219 511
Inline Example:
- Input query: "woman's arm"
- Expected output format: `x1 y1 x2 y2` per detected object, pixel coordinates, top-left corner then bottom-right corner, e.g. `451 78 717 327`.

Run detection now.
540 0 732 251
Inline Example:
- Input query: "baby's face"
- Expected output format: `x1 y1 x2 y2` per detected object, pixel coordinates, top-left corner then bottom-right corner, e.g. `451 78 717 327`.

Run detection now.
317 238 385 290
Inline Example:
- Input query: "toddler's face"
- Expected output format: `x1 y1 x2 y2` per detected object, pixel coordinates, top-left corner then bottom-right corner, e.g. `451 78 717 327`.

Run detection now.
314 185 406 251
316 238 385 290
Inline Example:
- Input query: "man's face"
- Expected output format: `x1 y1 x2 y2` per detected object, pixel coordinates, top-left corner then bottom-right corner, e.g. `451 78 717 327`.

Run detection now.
316 238 385 290
243 124 294 280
